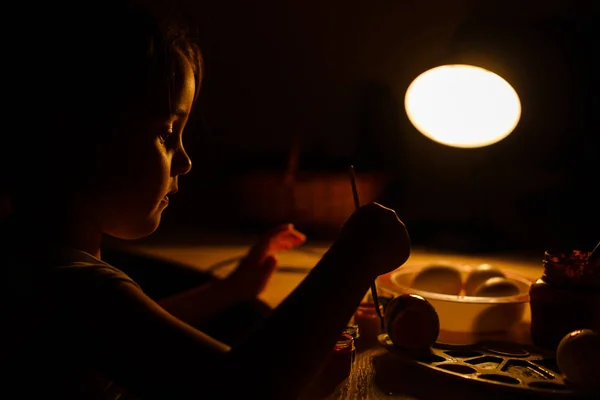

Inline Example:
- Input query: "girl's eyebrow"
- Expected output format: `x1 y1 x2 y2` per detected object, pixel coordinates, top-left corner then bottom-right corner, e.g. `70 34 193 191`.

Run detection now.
172 107 189 118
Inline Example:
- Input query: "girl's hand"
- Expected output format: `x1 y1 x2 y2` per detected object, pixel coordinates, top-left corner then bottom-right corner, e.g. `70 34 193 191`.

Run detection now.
227 224 307 300
336 202 411 279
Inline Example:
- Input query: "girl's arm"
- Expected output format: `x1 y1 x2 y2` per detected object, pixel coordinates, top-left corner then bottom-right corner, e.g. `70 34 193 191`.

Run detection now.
157 224 305 326
156 272 254 327
72 204 410 399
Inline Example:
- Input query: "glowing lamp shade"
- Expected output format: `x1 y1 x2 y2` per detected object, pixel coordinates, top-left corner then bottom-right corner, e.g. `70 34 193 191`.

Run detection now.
404 64 521 148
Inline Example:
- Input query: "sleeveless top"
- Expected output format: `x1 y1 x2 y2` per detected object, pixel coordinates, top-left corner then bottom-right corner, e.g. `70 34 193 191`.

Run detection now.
1 245 144 399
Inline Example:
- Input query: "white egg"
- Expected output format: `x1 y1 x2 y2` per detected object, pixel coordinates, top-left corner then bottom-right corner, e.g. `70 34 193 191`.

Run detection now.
557 329 600 389
474 277 520 297
411 264 462 295
465 264 505 296
385 294 440 352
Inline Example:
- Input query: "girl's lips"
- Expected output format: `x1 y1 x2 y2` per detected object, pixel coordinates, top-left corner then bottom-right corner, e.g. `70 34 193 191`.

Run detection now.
161 188 177 206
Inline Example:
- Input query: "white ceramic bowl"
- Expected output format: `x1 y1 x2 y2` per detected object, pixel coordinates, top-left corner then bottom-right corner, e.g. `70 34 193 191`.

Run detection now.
378 262 533 335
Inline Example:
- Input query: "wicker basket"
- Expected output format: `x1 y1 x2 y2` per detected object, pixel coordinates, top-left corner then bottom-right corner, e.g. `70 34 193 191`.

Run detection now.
234 170 389 234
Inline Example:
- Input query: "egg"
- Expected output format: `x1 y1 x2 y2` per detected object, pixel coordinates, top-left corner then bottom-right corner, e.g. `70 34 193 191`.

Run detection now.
384 294 440 352
474 277 520 297
410 263 463 295
465 264 506 296
556 329 600 390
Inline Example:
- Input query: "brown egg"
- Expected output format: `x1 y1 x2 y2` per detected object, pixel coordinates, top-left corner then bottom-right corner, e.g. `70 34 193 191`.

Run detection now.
557 329 600 390
474 277 520 297
384 294 440 352
465 264 505 296
411 264 463 295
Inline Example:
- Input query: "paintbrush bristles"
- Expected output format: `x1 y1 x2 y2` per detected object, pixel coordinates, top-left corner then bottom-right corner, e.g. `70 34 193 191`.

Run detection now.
348 165 360 209
588 240 600 265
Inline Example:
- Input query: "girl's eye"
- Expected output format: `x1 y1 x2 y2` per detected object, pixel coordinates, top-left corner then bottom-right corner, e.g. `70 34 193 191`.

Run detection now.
159 129 175 145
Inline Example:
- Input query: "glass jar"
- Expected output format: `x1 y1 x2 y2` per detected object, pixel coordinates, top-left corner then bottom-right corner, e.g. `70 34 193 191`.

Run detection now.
319 332 355 381
343 324 359 363
529 249 600 350
353 302 383 348
351 287 393 348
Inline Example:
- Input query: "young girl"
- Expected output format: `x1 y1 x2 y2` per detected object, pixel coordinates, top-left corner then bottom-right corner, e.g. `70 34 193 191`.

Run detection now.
1 1 411 399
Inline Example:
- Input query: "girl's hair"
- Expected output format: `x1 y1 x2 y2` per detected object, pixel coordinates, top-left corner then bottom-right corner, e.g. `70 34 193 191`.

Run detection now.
2 0 203 213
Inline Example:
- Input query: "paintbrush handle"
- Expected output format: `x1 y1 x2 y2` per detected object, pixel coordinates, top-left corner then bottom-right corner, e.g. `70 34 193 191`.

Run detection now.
348 165 389 331
588 240 600 266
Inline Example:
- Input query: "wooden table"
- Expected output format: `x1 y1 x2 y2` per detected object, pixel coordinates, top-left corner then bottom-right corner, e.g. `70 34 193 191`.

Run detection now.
115 235 587 400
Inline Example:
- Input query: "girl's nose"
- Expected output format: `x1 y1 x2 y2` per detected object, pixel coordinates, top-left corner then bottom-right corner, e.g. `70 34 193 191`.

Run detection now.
173 147 192 176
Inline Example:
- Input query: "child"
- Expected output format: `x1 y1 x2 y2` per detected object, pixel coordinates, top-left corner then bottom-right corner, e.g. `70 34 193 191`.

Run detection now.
0 1 410 399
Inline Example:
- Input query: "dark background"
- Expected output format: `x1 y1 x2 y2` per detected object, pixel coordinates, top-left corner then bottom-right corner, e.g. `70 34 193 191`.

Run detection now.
146 0 597 253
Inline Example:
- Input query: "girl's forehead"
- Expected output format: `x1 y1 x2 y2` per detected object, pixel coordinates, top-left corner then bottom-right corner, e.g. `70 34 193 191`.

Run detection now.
133 49 196 118
170 49 196 114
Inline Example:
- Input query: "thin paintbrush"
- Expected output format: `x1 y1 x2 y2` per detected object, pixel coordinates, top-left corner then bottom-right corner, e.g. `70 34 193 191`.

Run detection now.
348 165 385 331
587 240 600 267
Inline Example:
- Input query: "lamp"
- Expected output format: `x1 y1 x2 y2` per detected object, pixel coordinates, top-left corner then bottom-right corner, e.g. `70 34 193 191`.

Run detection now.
400 14 596 252
402 62 521 252
404 64 521 148
400 15 529 252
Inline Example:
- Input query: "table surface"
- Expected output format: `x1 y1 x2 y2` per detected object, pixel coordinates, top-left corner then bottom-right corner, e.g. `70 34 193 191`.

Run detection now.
112 235 590 400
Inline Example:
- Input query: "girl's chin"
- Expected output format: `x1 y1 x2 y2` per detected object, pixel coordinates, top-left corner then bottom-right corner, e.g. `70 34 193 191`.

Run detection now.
106 214 162 241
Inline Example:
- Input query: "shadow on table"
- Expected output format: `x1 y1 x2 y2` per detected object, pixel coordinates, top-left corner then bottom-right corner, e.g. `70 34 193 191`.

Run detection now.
372 352 593 400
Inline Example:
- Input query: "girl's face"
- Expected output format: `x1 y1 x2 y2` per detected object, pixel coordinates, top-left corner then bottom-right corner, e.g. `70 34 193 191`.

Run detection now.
84 49 195 240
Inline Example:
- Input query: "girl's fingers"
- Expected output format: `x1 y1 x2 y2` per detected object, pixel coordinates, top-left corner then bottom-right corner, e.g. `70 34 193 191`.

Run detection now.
268 224 306 242
261 255 278 275
267 226 306 248
253 255 278 295
267 237 304 252
246 224 307 264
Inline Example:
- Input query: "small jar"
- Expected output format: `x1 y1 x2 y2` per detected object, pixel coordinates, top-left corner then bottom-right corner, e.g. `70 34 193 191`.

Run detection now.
319 333 355 381
529 249 600 350
343 324 359 363
353 302 383 348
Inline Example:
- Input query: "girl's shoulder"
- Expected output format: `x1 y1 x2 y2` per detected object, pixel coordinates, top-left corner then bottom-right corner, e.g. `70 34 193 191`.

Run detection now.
1 248 142 400
1 246 141 301
49 248 141 290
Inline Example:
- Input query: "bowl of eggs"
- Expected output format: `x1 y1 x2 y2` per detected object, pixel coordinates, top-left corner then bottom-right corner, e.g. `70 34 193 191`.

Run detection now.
378 262 533 336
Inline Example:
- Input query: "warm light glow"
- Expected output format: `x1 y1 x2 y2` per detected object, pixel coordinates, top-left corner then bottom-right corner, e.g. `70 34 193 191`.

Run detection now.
404 64 521 148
